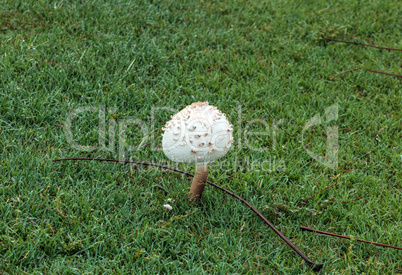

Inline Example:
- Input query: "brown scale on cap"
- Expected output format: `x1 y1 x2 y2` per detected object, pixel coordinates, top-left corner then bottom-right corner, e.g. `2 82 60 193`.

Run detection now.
190 101 209 108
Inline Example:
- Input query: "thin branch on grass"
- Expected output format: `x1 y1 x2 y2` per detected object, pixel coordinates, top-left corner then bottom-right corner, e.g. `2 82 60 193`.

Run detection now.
329 68 360 80
52 157 323 271
366 69 402 78
340 34 374 44
20 214 40 226
300 182 338 204
204 60 227 73
216 22 247 27
139 20 169 29
0 12 22 16
39 62 94 75
13 30 44 44
300 226 402 250
40 61 78 69
341 194 367 204
317 8 345 13
325 38 402 51
29 201 82 226
153 39 188 67
222 66 233 74
330 68 402 80
1 20 60 32
174 7 227 14
29 202 67 219
12 21 60 27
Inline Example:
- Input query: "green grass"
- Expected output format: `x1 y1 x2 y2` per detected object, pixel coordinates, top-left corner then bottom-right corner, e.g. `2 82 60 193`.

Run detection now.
0 0 401 273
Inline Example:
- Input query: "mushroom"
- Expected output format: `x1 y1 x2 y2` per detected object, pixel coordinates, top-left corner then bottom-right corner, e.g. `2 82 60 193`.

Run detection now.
162 101 233 202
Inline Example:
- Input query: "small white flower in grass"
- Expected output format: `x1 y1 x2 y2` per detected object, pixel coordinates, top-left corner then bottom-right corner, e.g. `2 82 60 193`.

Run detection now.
163 204 173 210
167 198 172 202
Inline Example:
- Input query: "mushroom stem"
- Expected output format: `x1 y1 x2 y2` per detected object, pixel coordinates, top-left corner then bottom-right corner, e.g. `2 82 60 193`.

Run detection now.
188 164 209 202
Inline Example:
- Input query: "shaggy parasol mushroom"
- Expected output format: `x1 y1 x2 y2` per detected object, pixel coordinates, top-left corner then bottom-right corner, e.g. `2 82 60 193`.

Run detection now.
162 101 233 201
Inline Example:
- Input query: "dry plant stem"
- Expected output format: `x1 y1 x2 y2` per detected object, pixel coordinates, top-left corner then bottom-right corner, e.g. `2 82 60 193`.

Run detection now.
301 226 402 250
330 68 402 80
152 39 187 67
317 8 345 13
188 165 208 202
52 158 323 271
300 182 338 205
341 34 374 44
329 68 360 80
365 69 402 78
341 193 367 204
204 60 227 73
325 38 402 51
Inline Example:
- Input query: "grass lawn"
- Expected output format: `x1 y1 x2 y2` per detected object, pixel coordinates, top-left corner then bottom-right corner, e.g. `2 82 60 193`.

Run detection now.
0 0 401 273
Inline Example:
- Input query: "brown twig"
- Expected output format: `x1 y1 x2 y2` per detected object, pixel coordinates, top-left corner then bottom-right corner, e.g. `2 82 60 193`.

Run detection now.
145 23 168 28
55 123 64 128
1 20 60 32
341 194 367 204
11 21 60 27
13 30 44 44
29 202 67 218
204 60 227 73
329 68 359 80
222 66 233 74
153 39 188 67
0 11 22 16
174 7 227 13
52 157 323 271
301 182 338 204
27 22 59 27
325 38 402 51
330 68 402 80
300 226 402 250
366 69 402 78
39 62 94 75
216 22 247 27
340 34 374 44
40 61 77 69
317 8 345 13
20 214 40 226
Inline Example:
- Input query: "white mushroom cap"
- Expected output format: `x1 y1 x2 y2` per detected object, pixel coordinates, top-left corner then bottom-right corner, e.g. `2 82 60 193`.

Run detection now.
162 101 233 164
